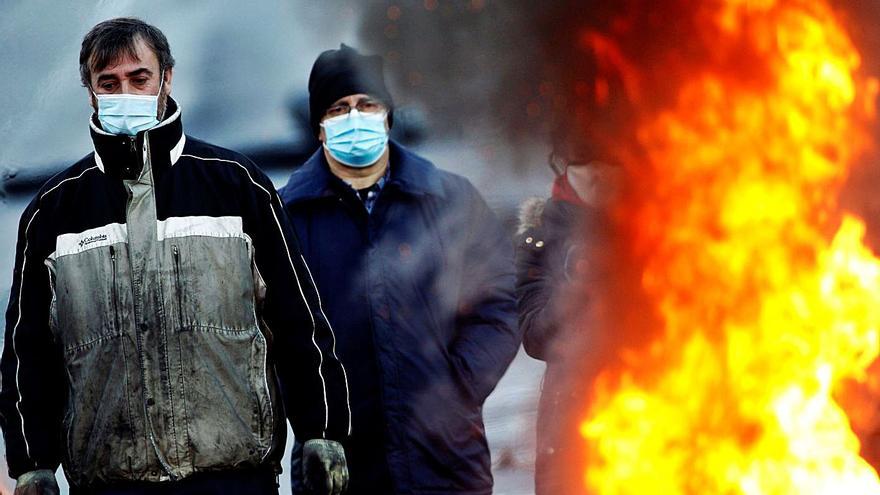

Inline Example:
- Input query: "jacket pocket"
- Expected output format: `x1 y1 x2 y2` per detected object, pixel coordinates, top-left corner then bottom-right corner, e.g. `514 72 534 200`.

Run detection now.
51 244 126 353
167 236 256 332
63 336 138 484
177 327 272 469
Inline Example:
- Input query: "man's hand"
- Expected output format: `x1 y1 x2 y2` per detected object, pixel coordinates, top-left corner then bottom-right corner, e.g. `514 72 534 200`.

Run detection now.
303 439 348 495
14 469 59 495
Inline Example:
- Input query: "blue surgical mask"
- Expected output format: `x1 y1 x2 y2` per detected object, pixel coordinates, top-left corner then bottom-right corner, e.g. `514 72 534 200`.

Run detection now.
321 109 389 168
93 72 164 136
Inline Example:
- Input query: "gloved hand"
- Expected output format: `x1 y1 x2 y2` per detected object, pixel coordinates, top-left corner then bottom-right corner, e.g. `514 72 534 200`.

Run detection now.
14 469 59 495
302 439 348 495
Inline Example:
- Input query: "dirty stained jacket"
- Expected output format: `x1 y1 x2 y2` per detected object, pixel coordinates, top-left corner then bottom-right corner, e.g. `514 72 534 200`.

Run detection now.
279 142 521 495
0 98 350 488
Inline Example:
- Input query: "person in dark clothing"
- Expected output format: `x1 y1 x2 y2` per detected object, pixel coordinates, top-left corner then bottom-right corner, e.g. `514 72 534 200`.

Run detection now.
0 18 349 495
516 151 623 495
278 44 521 495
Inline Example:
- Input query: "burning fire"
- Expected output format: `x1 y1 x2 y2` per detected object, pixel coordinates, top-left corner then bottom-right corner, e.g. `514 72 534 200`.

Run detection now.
578 1 880 493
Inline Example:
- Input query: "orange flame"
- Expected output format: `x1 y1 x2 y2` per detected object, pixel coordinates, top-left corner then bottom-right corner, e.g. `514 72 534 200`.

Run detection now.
579 0 880 493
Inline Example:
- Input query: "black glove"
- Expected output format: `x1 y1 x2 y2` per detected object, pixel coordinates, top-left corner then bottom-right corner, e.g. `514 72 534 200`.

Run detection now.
303 439 348 495
14 469 59 495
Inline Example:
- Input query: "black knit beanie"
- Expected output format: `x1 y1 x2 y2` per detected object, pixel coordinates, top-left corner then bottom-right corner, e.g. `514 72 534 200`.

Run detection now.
308 44 394 136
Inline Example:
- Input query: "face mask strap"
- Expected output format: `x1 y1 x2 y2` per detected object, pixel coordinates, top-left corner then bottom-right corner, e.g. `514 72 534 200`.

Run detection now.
157 69 165 94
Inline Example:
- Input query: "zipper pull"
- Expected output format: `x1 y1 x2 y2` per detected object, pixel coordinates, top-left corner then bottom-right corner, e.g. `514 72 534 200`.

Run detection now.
122 137 137 177
109 245 116 260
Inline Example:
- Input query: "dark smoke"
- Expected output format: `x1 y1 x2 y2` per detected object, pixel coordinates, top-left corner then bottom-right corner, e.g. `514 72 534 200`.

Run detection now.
353 1 546 172
355 0 880 474
834 0 880 252
363 0 880 484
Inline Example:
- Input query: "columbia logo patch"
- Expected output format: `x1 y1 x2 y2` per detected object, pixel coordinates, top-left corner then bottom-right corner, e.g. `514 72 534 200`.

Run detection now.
78 234 108 248
51 223 127 260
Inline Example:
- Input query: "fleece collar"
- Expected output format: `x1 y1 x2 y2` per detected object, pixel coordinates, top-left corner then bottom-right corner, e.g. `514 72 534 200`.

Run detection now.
280 140 446 206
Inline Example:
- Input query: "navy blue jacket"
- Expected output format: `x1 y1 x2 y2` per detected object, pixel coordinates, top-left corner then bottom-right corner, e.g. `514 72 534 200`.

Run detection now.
279 142 521 494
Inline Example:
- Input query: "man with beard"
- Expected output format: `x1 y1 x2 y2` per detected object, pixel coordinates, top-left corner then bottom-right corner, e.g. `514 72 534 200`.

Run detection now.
0 18 349 495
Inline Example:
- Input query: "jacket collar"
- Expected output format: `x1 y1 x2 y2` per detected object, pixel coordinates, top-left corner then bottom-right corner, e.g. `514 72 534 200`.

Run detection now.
90 96 186 180
280 140 445 205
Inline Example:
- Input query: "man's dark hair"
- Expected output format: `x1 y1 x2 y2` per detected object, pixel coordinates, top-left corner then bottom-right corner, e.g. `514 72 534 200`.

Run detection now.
79 17 175 88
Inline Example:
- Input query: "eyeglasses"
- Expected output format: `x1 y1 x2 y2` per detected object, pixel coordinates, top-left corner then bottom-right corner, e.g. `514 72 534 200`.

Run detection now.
549 151 620 176
549 151 591 176
324 99 386 119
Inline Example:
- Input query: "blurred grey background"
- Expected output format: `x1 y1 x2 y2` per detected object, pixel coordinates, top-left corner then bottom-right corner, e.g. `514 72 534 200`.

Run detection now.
0 1 552 493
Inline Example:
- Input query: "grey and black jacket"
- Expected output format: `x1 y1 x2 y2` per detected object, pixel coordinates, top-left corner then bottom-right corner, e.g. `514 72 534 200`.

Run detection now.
0 98 350 488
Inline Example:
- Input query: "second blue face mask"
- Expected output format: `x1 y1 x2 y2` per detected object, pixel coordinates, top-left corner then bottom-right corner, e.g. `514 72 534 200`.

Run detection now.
321 110 389 168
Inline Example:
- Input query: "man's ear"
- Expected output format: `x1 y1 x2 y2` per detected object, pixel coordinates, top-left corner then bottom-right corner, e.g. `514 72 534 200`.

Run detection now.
163 66 174 95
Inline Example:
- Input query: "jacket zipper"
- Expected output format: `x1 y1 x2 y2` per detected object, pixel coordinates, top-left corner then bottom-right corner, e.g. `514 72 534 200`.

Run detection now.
250 259 274 457
124 137 138 177
124 132 177 478
110 245 121 331
171 245 184 329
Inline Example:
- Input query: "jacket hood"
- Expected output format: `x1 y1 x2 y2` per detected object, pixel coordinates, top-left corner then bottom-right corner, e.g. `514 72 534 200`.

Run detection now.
517 197 546 235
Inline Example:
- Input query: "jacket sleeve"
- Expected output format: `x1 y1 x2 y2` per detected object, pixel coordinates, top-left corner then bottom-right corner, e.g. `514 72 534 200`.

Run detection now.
245 166 350 442
0 199 67 479
516 220 558 361
449 183 522 405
